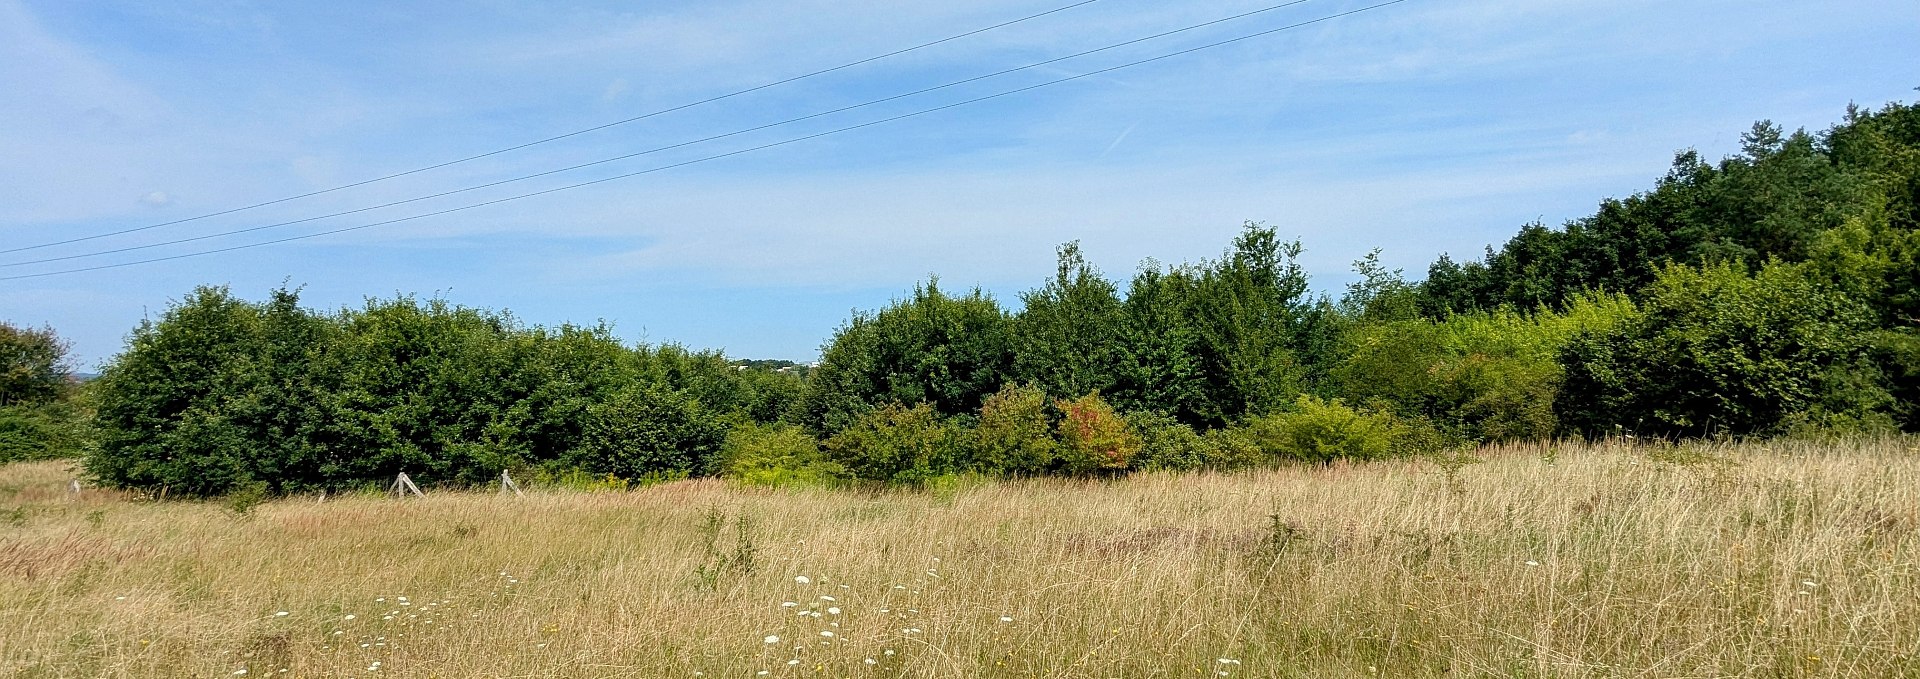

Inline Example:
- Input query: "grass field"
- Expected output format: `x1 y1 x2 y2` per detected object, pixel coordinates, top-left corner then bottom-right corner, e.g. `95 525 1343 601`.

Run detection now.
2 439 1917 678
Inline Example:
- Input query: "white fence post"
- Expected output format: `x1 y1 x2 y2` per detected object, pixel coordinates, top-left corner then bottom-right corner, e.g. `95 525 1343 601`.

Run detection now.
389 472 425 498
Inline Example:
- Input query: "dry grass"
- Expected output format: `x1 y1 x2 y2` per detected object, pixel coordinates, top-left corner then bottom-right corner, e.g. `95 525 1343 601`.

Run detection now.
2 439 1918 678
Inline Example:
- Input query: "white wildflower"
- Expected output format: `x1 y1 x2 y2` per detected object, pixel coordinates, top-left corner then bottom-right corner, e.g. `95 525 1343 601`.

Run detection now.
764 635 780 644
827 607 841 615
794 576 811 585
1000 616 1014 623
820 631 835 638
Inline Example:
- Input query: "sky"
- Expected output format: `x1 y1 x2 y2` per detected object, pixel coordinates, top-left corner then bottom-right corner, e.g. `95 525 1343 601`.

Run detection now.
2 0 1917 369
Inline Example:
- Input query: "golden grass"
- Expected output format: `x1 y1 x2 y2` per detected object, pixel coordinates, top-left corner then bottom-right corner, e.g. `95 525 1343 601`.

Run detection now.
2 439 1917 678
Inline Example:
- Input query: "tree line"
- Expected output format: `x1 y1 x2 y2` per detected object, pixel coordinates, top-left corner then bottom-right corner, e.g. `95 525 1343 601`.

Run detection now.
3 99 1914 495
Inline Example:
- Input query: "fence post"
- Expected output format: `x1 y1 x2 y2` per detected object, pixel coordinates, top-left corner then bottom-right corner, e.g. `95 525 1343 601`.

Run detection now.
389 472 425 498
500 470 523 497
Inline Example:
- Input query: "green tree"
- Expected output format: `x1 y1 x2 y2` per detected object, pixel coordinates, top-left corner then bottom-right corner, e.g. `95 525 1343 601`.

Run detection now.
800 279 1013 434
1183 222 1315 424
1010 242 1123 399
1557 262 1893 436
0 322 72 408
1108 263 1207 422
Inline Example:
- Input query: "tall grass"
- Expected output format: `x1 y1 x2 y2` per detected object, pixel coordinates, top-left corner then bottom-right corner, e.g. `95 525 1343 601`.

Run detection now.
2 438 1916 677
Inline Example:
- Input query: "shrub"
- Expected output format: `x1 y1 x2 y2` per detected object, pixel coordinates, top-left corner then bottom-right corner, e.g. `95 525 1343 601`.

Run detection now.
1332 294 1636 443
1244 395 1403 464
0 403 85 463
971 383 1057 476
1128 410 1264 472
719 422 845 488
1054 392 1141 475
1557 262 1893 436
571 385 726 479
824 402 972 484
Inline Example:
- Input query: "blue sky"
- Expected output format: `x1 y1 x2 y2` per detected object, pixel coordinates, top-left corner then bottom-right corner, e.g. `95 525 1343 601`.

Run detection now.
3 0 1916 368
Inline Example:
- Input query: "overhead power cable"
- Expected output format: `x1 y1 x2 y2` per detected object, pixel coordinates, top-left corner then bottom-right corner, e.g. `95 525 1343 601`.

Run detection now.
1 0 1410 281
5 0 1319 268
0 0 1106 255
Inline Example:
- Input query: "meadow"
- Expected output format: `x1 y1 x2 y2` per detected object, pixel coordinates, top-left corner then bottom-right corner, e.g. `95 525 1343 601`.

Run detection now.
2 438 1916 678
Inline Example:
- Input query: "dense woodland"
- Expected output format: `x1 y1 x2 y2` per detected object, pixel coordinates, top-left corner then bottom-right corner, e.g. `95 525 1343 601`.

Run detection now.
3 100 1916 496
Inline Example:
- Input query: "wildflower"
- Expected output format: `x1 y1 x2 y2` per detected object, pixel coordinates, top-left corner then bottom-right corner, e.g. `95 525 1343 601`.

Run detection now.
820 631 835 638
794 576 811 585
1217 659 1241 665
233 670 247 676
1802 580 1819 588
884 649 896 656
827 607 841 615
781 601 797 608
343 614 356 620
115 596 126 601
819 595 836 602
864 658 877 665
1000 616 1014 623
787 659 800 665
757 672 769 676
764 635 780 644
1524 560 1540 567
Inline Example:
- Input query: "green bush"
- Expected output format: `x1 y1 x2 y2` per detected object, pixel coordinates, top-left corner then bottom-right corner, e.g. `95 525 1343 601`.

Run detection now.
0 403 85 463
1128 410 1264 472
719 422 845 488
1244 395 1407 464
1557 262 1894 436
1332 294 1636 443
971 383 1057 476
571 385 726 479
824 402 972 484
1054 392 1141 476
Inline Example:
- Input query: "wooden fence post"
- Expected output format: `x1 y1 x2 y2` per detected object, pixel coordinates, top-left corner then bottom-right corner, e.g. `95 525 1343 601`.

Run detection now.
389 472 425 498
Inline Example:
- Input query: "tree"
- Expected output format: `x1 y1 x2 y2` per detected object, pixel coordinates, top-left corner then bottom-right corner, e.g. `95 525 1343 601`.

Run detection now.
0 322 72 407
1107 263 1207 422
1183 222 1314 424
1010 242 1123 399
800 279 1013 434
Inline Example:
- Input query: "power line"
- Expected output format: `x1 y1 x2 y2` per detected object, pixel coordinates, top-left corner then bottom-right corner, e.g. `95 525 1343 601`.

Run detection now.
4 0 1320 268
2 0 1410 282
0 0 1107 256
